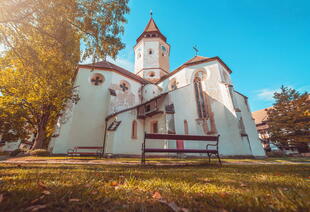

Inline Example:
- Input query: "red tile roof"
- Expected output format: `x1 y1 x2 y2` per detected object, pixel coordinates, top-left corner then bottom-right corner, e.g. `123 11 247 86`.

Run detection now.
252 107 272 125
157 56 232 84
79 61 149 84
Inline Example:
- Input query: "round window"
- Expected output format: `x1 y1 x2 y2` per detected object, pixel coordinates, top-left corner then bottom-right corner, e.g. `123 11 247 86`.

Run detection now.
90 73 104 86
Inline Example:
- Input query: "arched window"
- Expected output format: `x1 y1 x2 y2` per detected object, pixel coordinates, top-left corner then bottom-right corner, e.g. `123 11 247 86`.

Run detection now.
148 49 153 55
168 78 178 91
131 120 137 139
184 120 189 135
194 72 207 118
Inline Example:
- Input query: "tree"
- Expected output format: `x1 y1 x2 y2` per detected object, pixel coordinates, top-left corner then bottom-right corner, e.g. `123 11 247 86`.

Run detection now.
0 0 129 149
267 86 310 153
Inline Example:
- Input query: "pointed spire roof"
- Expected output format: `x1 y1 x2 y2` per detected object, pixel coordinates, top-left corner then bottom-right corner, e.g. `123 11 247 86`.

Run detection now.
136 17 167 43
143 17 160 32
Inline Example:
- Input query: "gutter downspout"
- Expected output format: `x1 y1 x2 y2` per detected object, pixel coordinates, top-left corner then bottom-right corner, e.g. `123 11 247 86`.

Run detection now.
102 119 108 157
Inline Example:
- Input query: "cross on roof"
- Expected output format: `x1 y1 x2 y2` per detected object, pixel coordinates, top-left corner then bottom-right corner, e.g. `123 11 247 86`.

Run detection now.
193 45 199 56
120 83 129 92
91 76 103 85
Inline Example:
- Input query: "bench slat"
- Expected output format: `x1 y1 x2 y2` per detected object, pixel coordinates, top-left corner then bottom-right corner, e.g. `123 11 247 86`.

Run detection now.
75 146 103 149
68 152 99 155
145 133 218 141
144 148 218 153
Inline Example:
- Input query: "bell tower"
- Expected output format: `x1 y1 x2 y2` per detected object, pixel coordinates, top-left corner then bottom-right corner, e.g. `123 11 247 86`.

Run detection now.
134 15 170 83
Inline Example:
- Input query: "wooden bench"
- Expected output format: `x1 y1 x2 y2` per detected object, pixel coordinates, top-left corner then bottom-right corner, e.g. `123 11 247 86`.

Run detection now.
67 146 103 157
141 133 221 165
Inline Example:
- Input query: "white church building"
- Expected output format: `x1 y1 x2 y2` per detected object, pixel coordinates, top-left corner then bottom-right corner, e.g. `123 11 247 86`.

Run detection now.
49 17 265 157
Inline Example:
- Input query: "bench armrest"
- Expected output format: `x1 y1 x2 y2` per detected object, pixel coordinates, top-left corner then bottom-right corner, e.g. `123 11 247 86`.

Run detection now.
206 144 217 150
67 148 75 154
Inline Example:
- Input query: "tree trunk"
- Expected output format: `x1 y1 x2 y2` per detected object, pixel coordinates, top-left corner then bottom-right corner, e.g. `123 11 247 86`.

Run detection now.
31 110 50 150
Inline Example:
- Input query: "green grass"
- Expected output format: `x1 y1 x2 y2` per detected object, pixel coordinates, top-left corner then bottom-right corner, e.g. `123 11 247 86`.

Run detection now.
0 163 309 212
5 155 310 164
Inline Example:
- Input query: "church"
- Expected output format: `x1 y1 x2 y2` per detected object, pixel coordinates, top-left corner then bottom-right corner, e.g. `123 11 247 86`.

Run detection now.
49 17 265 157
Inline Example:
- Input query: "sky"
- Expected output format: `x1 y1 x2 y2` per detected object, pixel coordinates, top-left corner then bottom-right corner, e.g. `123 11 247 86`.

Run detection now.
110 0 310 112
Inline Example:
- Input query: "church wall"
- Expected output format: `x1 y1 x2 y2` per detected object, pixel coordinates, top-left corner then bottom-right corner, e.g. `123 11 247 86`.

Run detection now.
159 61 255 156
105 110 144 155
108 72 142 114
234 92 266 156
51 68 111 154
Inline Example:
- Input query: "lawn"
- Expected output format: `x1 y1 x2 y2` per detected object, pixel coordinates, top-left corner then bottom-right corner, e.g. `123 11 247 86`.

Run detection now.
0 162 309 212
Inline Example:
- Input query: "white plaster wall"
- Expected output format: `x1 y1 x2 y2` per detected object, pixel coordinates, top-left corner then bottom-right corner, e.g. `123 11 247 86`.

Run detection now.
142 84 162 102
51 68 112 154
0 140 20 152
234 92 266 156
109 72 142 113
159 61 255 156
105 110 144 155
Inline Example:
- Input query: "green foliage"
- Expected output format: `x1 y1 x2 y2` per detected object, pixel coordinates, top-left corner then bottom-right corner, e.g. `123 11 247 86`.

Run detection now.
28 149 50 156
267 86 310 152
0 0 129 149
0 163 309 211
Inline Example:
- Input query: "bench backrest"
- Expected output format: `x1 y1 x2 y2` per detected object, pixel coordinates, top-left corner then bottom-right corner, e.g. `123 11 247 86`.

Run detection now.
74 146 103 150
144 133 219 141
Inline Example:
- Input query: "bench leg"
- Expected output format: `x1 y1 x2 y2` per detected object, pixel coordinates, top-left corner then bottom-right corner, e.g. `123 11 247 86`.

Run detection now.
141 151 145 165
216 153 222 166
207 153 211 163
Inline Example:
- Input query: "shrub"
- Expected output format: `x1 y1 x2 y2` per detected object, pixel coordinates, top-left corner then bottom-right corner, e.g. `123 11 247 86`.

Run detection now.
9 148 27 157
28 149 50 156
266 151 286 158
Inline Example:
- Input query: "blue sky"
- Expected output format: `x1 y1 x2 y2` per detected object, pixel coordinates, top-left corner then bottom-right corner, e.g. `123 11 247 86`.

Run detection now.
112 0 310 111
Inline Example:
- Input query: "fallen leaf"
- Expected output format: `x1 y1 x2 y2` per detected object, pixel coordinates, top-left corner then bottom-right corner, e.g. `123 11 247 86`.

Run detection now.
0 194 3 203
240 183 247 187
282 188 289 191
25 204 47 211
218 192 228 198
84 184 91 188
37 182 47 189
110 181 118 187
42 190 50 195
69 199 80 202
91 191 98 195
152 191 162 200
218 209 229 212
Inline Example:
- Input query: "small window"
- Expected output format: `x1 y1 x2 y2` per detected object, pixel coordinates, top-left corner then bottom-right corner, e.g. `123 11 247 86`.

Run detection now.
148 71 155 78
137 53 141 59
90 73 104 86
131 120 137 139
151 121 158 133
145 104 151 112
184 120 189 135
148 49 153 55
